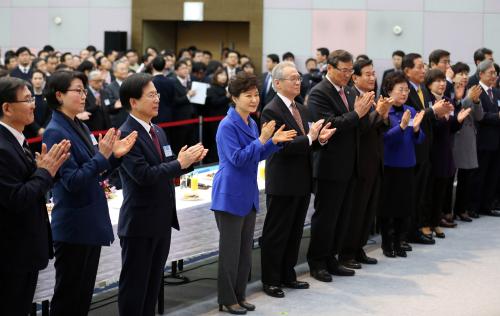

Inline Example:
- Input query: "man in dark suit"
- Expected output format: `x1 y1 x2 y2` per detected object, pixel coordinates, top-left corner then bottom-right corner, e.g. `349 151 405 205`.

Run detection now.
403 53 453 245
260 62 335 297
472 60 500 216
224 50 241 79
340 59 391 269
307 50 373 283
381 50 405 94
259 54 280 113
172 60 196 154
0 77 69 315
105 60 130 128
428 49 454 98
117 73 207 316
467 48 494 88
151 56 175 126
9 47 33 82
85 70 112 131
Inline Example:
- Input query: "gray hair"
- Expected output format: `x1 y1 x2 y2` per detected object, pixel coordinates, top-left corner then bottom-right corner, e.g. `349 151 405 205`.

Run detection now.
477 59 494 74
88 70 102 81
112 60 129 73
271 61 297 90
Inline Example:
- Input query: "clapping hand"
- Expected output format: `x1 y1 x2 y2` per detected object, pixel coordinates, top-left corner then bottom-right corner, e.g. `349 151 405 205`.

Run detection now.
318 122 336 143
454 82 466 100
457 107 472 123
177 143 206 169
307 119 324 142
400 109 411 130
98 128 118 159
36 140 71 177
354 92 374 118
113 131 138 158
272 124 297 144
259 120 276 144
467 85 482 103
413 111 425 132
375 96 394 118
432 99 454 118
76 111 92 121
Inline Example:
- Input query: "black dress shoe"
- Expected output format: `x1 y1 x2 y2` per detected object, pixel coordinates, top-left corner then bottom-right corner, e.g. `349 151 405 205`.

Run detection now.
356 252 378 264
328 265 355 276
395 248 407 257
238 301 256 311
262 284 285 298
469 210 480 218
219 304 247 314
408 231 436 245
400 242 412 252
456 213 473 222
282 280 309 289
480 210 500 217
383 249 396 258
342 259 362 269
439 218 457 228
310 269 332 282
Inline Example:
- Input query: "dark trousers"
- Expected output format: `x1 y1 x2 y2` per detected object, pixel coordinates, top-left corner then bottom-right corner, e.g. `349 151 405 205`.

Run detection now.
118 234 172 316
340 173 381 261
0 270 38 316
379 216 408 251
411 161 432 232
455 168 477 214
261 194 310 286
50 242 101 316
473 150 500 211
214 210 256 305
442 176 455 216
307 178 355 270
429 177 452 227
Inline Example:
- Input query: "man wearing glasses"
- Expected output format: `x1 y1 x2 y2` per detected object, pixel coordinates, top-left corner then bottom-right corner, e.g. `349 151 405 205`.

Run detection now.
0 77 70 315
307 50 373 283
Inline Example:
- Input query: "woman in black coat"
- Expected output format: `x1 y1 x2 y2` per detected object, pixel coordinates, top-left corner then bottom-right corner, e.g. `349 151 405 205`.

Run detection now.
204 68 231 163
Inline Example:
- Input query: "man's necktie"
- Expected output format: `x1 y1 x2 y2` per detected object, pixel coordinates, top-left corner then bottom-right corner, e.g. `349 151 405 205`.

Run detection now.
488 88 494 102
94 91 101 106
149 126 163 159
417 87 425 109
339 87 349 111
291 102 305 135
22 141 36 166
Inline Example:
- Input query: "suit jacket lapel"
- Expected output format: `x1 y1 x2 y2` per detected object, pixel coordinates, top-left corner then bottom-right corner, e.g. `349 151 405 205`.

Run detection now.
345 87 356 111
0 126 33 170
326 80 349 114
126 116 163 163
228 107 256 138
275 96 304 135
53 111 95 157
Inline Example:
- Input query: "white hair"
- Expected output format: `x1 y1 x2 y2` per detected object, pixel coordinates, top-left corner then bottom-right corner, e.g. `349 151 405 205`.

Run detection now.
271 61 297 90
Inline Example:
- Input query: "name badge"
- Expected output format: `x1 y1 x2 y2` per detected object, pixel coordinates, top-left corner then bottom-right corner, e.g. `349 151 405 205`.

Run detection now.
163 145 173 157
90 134 98 146
104 99 110 106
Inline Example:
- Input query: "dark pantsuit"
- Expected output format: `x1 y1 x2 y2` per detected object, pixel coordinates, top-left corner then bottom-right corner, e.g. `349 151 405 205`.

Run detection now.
261 194 310 286
442 176 454 216
379 217 408 250
215 210 256 305
430 177 452 227
0 270 38 315
455 168 477 213
308 178 355 270
118 234 172 316
411 161 432 231
473 150 500 211
341 174 381 261
50 242 101 316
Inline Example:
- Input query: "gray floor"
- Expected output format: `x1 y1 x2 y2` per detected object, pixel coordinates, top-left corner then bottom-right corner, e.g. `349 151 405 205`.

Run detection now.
88 216 500 316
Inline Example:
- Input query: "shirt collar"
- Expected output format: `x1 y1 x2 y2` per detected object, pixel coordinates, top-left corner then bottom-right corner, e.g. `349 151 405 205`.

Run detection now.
325 74 342 92
0 121 25 146
409 80 420 91
116 79 123 86
130 113 152 135
354 85 365 96
479 80 491 91
277 92 293 109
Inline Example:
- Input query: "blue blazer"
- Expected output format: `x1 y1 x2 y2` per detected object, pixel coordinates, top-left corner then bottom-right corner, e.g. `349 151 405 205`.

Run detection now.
118 115 191 238
43 110 117 246
384 105 425 168
211 107 280 216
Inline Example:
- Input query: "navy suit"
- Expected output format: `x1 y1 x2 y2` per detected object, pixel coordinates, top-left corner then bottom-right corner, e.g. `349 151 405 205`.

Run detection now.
152 74 175 124
118 115 191 316
10 65 33 82
0 124 53 315
43 110 119 315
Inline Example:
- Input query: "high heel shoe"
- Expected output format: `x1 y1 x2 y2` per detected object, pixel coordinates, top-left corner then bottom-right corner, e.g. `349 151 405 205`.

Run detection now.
433 227 445 238
238 301 256 311
219 304 247 314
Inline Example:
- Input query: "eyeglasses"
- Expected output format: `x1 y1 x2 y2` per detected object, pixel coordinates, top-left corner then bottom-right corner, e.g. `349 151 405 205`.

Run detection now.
335 67 354 75
281 76 303 82
67 88 88 97
11 97 36 104
146 92 160 99
396 88 410 93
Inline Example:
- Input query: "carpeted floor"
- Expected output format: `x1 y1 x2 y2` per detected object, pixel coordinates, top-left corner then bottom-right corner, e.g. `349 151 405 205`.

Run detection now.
88 216 500 316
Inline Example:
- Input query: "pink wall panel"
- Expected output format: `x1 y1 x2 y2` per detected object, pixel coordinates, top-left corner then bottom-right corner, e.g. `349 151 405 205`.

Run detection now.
312 10 367 57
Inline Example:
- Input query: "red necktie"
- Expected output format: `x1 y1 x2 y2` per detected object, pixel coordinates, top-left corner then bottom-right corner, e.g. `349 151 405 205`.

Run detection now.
149 126 163 159
339 87 349 111
291 102 305 135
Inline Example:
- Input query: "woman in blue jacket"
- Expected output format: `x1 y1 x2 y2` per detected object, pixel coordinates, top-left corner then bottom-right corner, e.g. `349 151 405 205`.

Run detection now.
211 72 296 314
378 72 425 258
42 71 137 315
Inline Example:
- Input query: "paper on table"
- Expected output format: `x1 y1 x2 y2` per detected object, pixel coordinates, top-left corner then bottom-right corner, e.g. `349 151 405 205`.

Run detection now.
189 81 210 105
